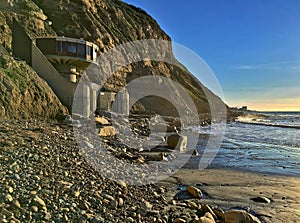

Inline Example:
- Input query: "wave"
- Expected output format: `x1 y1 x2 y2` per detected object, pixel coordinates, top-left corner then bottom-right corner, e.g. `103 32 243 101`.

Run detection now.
235 120 300 129
235 112 300 129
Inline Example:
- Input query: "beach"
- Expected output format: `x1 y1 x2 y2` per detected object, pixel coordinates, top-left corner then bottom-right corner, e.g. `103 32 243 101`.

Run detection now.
1 117 299 222
161 168 300 223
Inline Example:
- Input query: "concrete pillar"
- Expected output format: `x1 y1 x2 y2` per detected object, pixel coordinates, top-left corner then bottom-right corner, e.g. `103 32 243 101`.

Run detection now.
70 74 76 83
73 83 90 117
91 89 98 113
115 89 130 115
82 84 90 117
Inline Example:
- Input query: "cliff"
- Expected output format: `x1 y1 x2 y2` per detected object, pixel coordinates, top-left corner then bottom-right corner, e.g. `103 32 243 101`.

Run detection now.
0 55 68 119
0 0 227 120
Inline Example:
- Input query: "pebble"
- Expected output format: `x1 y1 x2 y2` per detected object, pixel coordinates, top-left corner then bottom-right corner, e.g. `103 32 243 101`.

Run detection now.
5 194 13 202
33 196 47 210
31 206 38 212
118 197 124 207
7 186 14 193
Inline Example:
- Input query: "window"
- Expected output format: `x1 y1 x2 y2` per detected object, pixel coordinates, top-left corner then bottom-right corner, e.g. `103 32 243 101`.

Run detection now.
56 41 67 53
90 47 93 60
78 44 86 58
68 42 77 54
56 41 60 52
62 41 66 52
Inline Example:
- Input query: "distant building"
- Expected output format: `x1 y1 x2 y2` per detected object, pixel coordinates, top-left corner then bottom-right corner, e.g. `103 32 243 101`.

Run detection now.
241 106 248 111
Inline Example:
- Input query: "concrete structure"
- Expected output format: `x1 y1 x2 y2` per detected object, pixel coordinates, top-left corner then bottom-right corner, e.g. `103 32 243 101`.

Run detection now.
12 19 130 117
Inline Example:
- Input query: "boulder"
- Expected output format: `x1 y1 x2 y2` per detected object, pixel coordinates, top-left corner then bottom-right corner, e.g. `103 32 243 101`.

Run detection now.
224 210 261 223
95 117 110 125
197 212 216 223
250 196 271 204
99 126 116 137
167 134 187 152
200 205 217 220
173 218 186 223
186 185 203 198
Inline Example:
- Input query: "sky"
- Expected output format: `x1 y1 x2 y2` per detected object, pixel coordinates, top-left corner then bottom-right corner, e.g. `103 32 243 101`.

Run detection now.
122 0 300 111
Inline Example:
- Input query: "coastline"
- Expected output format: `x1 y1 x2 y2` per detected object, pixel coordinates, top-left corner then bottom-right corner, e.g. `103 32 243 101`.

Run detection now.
1 118 299 222
160 168 300 223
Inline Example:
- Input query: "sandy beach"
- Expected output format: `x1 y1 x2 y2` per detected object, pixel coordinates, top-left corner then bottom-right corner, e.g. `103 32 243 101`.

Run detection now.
160 168 300 223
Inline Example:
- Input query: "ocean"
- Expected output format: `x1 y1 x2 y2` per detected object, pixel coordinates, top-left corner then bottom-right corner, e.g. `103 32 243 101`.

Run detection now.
189 112 300 176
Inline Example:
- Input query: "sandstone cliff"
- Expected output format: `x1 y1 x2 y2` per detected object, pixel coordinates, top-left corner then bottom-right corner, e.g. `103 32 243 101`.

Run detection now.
0 0 227 119
0 55 68 119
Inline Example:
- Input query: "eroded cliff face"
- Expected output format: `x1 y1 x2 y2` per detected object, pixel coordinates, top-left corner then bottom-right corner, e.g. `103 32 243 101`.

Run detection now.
0 0 226 119
0 55 68 119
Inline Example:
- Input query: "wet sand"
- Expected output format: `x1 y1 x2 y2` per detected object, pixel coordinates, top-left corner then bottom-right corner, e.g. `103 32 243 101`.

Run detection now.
161 168 300 223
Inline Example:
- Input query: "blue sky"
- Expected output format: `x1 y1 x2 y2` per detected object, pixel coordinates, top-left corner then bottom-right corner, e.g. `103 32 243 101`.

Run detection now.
122 0 300 111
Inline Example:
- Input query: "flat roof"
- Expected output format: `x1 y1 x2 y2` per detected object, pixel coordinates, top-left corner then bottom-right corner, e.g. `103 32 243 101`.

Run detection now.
35 37 99 50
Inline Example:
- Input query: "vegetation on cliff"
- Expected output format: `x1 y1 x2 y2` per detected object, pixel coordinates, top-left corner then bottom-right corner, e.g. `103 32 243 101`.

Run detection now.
0 0 227 119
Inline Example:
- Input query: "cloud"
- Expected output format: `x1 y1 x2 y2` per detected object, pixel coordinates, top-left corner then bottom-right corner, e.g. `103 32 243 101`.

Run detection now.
232 61 300 71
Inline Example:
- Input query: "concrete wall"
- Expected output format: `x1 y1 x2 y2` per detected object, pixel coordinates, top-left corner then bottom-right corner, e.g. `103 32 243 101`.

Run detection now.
12 19 32 65
31 42 76 111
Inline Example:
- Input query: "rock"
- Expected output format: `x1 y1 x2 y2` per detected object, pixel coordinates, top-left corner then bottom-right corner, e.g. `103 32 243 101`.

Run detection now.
31 206 38 212
224 210 261 223
125 217 135 222
200 205 217 220
186 185 203 198
74 191 80 197
99 126 116 137
116 180 127 189
167 134 187 152
213 207 225 220
173 218 186 223
2 208 13 217
138 200 153 216
198 212 216 223
186 200 199 209
44 212 51 220
158 152 169 161
141 200 153 210
110 200 118 209
7 186 14 193
192 149 199 156
5 194 13 202
250 196 271 203
95 117 110 125
118 197 124 207
33 196 47 210
13 199 21 209
103 194 115 201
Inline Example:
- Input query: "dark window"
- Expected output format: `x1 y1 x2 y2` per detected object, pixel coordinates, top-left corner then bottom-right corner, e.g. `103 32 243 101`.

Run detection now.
78 44 85 58
56 41 60 52
61 41 66 52
90 47 93 60
68 42 77 54
56 41 67 53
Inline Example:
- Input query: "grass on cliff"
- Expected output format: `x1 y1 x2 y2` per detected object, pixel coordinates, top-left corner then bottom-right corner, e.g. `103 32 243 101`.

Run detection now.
0 56 27 92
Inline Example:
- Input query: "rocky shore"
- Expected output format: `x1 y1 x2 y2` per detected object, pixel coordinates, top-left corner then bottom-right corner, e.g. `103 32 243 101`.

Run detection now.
1 118 294 223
